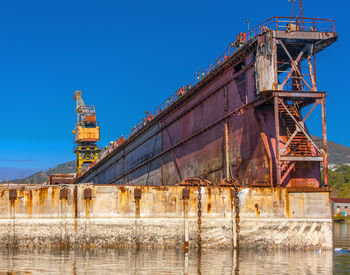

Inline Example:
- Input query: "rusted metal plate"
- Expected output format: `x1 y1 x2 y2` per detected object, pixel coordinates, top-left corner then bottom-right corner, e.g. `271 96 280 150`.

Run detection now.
287 187 331 193
84 188 92 199
134 188 141 199
182 188 190 199
48 174 75 185
60 188 68 199
9 189 16 200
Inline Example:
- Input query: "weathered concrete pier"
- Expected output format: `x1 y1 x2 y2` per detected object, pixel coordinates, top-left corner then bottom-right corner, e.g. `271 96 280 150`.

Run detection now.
0 184 331 249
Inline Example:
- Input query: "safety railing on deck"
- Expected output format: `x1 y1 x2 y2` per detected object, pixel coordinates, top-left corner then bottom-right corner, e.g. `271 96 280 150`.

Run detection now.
129 16 335 137
246 16 335 39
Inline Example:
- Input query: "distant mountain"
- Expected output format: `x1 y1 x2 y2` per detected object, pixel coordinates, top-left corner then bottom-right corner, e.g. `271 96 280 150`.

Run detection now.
326 140 350 164
6 161 76 184
5 138 350 184
311 136 350 164
0 167 41 181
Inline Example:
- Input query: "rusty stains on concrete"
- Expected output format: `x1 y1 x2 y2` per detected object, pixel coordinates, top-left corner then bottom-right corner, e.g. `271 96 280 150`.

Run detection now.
285 191 290 218
207 203 212 213
85 198 91 217
0 184 333 250
254 203 260 217
277 187 282 205
197 186 202 249
135 198 140 218
39 188 48 206
26 190 33 216
119 186 128 214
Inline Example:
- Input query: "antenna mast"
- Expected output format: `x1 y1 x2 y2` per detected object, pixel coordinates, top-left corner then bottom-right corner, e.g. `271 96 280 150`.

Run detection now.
290 0 304 17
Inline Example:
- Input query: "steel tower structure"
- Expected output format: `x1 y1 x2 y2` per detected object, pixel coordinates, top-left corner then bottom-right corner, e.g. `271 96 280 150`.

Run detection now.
73 90 100 175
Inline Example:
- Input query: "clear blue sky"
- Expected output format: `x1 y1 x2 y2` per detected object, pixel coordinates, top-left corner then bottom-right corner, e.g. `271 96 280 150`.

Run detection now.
0 0 348 175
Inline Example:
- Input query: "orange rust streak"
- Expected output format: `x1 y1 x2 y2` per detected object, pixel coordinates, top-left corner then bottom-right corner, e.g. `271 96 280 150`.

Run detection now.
285 191 290 218
135 198 140 218
38 188 48 206
86 198 90 217
26 190 33 216
51 188 59 208
118 187 128 214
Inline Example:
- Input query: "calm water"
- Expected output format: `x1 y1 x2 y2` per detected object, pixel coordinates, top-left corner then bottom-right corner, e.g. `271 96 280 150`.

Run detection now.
0 223 349 274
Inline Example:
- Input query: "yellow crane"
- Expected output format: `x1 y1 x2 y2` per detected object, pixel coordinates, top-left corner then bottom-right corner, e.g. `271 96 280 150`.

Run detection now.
73 90 100 175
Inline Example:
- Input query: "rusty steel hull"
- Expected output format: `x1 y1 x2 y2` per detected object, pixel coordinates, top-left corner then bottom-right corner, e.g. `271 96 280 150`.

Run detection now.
76 28 337 188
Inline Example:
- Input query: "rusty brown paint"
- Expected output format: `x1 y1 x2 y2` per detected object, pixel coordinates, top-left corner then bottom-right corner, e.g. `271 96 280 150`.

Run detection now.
26 190 33 216
73 185 78 232
153 186 169 191
254 203 260 217
59 188 68 200
52 188 59 207
134 188 141 199
9 195 15 217
135 198 140 218
182 188 190 200
287 187 331 192
230 188 234 248
197 186 202 249
207 203 212 213
285 191 290 218
207 187 212 214
277 187 282 205
38 188 48 206
9 189 17 200
230 187 240 249
85 198 90 217
84 188 92 199
183 198 189 252
173 197 177 208
119 187 128 214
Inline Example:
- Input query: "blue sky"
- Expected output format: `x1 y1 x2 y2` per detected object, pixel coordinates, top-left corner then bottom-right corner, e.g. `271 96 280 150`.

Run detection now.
0 0 348 177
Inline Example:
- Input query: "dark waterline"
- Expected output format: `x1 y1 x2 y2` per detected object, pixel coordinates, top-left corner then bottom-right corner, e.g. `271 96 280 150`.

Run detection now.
0 223 348 274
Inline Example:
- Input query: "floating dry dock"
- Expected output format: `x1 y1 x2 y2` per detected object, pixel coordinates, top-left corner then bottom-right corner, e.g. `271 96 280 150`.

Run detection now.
0 17 337 249
76 17 337 189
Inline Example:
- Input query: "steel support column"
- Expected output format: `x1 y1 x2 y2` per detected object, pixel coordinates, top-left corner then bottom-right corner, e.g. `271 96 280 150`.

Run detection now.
274 95 281 186
321 98 328 186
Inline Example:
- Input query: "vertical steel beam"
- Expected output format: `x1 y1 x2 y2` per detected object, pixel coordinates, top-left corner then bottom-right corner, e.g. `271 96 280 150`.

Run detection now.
225 123 230 180
273 38 278 90
321 98 328 186
273 37 281 186
274 96 281 186
308 45 317 91
161 155 164 186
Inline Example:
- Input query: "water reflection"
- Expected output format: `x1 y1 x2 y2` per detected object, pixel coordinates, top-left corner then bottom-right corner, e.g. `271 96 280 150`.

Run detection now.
334 222 350 275
1 222 350 274
0 246 334 274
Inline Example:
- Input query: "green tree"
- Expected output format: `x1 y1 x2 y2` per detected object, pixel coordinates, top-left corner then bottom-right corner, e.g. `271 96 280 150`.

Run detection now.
323 165 350 197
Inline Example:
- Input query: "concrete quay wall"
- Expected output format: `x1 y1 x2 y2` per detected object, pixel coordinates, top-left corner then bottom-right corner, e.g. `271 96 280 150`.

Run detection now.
0 184 332 249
